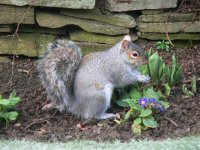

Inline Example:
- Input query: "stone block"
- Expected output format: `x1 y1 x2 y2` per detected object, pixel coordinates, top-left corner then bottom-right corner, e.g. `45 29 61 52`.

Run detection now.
0 0 95 9
105 0 178 12
61 8 136 28
0 5 34 24
36 12 129 35
69 30 138 44
138 21 200 33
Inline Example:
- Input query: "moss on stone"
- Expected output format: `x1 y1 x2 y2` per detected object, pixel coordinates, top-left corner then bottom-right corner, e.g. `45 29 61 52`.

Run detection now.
70 30 138 44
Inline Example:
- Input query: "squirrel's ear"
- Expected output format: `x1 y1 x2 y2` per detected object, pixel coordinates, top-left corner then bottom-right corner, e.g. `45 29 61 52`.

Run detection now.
120 35 131 51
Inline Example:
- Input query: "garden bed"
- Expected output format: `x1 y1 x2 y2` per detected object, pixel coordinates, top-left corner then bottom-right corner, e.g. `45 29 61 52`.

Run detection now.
0 43 199 142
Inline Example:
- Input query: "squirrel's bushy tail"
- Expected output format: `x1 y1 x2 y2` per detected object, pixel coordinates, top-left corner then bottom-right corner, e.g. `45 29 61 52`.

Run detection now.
38 40 82 111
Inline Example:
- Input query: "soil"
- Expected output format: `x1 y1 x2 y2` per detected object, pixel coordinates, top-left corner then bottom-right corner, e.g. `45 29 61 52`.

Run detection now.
0 44 199 142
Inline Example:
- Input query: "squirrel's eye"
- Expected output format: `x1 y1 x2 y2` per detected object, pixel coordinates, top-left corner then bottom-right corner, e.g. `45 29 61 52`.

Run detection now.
132 52 138 58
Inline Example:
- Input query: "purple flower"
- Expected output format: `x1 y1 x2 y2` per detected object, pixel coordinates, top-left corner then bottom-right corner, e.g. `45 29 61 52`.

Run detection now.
138 97 149 108
138 97 165 112
155 102 165 112
148 98 156 103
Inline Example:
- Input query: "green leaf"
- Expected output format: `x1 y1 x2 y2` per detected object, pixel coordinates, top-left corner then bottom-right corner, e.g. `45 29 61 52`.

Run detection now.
163 83 171 96
172 54 177 65
0 112 6 120
134 117 142 125
124 109 134 120
174 66 183 85
129 89 142 100
126 99 141 111
5 111 18 121
142 116 158 128
166 66 171 83
0 100 10 106
143 87 159 100
148 52 163 82
116 100 129 107
182 84 194 97
139 109 152 117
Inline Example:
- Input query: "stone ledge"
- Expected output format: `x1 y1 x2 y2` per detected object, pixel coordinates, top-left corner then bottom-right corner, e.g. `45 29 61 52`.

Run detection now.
139 32 200 40
69 30 138 44
138 21 200 33
0 5 34 24
36 12 129 35
0 33 57 57
139 13 195 23
61 8 136 28
0 0 95 9
105 0 178 12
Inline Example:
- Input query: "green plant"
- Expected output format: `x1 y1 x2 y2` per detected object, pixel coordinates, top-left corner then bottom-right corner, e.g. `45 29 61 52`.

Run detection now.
182 84 194 98
117 87 169 135
146 50 183 95
0 90 21 127
156 40 170 51
182 76 197 98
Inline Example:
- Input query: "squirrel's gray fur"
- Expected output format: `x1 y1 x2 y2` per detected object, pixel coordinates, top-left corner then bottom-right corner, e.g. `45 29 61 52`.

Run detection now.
38 35 150 119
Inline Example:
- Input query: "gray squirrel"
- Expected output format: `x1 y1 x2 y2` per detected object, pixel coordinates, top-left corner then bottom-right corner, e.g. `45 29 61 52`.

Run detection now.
38 35 150 119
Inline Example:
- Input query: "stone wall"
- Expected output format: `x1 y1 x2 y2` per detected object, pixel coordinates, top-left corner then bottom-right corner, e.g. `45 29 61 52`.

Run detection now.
0 0 199 58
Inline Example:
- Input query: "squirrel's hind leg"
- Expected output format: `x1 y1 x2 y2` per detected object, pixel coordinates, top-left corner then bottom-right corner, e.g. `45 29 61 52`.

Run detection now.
95 83 116 120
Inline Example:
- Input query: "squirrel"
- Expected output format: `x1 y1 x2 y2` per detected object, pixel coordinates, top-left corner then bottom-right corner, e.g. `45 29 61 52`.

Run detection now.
38 35 150 120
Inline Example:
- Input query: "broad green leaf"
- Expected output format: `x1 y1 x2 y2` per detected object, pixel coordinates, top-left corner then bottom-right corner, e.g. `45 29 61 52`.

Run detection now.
159 63 166 80
134 118 142 125
5 111 18 121
130 89 142 100
0 95 3 100
142 117 158 128
0 100 10 106
126 99 141 111
163 83 171 96
148 52 163 82
170 67 175 87
143 87 159 100
174 65 183 85
165 45 170 51
139 109 152 117
124 109 134 120
116 100 129 107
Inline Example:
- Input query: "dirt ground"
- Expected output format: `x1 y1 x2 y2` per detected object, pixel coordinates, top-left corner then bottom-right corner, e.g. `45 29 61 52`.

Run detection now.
0 43 199 142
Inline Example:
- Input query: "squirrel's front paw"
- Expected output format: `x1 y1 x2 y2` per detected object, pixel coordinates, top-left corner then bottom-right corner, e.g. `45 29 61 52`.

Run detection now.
139 75 150 83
